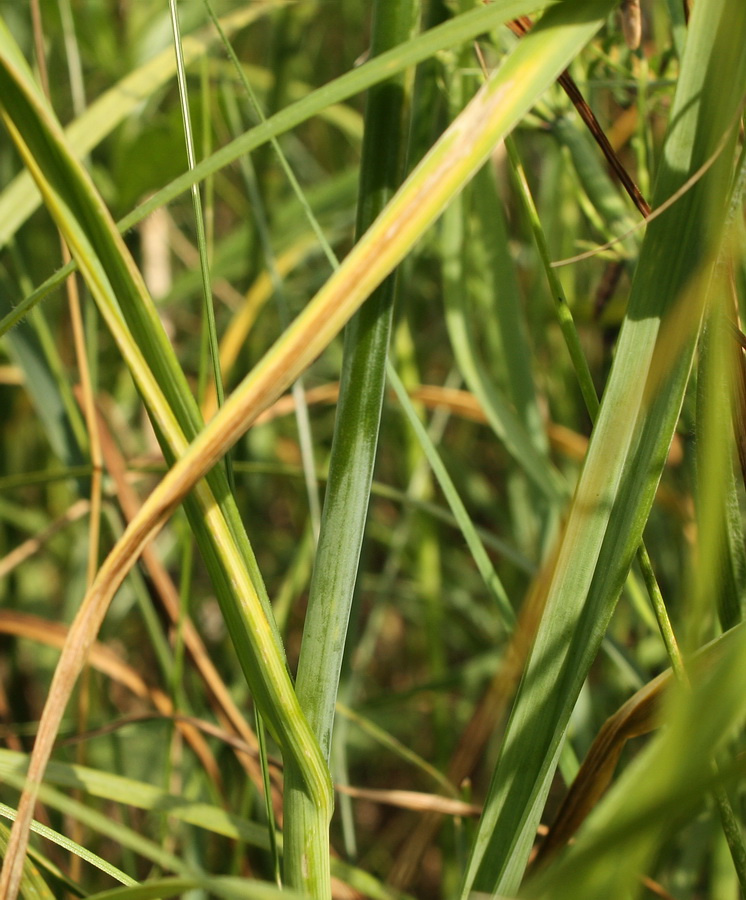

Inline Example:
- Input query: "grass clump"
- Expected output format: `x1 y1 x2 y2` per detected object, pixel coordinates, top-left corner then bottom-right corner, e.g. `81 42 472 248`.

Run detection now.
0 1 745 899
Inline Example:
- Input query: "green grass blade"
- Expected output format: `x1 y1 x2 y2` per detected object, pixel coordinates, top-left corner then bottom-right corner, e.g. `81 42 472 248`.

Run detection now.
550 113 641 265
0 748 271 847
0 821 55 900
1 768 191 880
442 183 565 502
294 0 419 768
285 0 420 886
460 0 746 894
388 363 515 627
0 0 573 338
83 877 301 900
0 801 136 888
0 749 407 900
0 294 85 469
467 193 551 551
695 308 745 631
168 0 226 418
0 1 616 894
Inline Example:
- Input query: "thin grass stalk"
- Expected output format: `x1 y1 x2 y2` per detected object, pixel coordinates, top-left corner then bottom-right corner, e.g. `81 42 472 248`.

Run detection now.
168 0 228 433
0 800 136 889
460 0 746 894
505 134 600 419
254 708 282 887
284 0 420 890
29 5 102 879
388 363 515 625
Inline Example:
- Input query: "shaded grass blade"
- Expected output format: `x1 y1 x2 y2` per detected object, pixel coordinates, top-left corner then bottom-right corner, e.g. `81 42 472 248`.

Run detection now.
285 0 420 883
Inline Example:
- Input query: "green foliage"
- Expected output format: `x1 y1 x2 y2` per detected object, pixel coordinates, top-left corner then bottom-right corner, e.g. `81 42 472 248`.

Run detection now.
0 1 745 899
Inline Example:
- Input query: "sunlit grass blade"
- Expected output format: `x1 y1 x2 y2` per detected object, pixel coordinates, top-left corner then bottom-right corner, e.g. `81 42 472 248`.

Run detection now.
0 801 136 890
1 768 193 881
460 1 746 895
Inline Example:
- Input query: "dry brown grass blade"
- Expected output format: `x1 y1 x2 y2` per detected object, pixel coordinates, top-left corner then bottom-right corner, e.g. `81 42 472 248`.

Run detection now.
533 624 746 867
506 15 651 218
335 786 481 818
254 380 683 469
0 610 223 792
620 0 642 50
